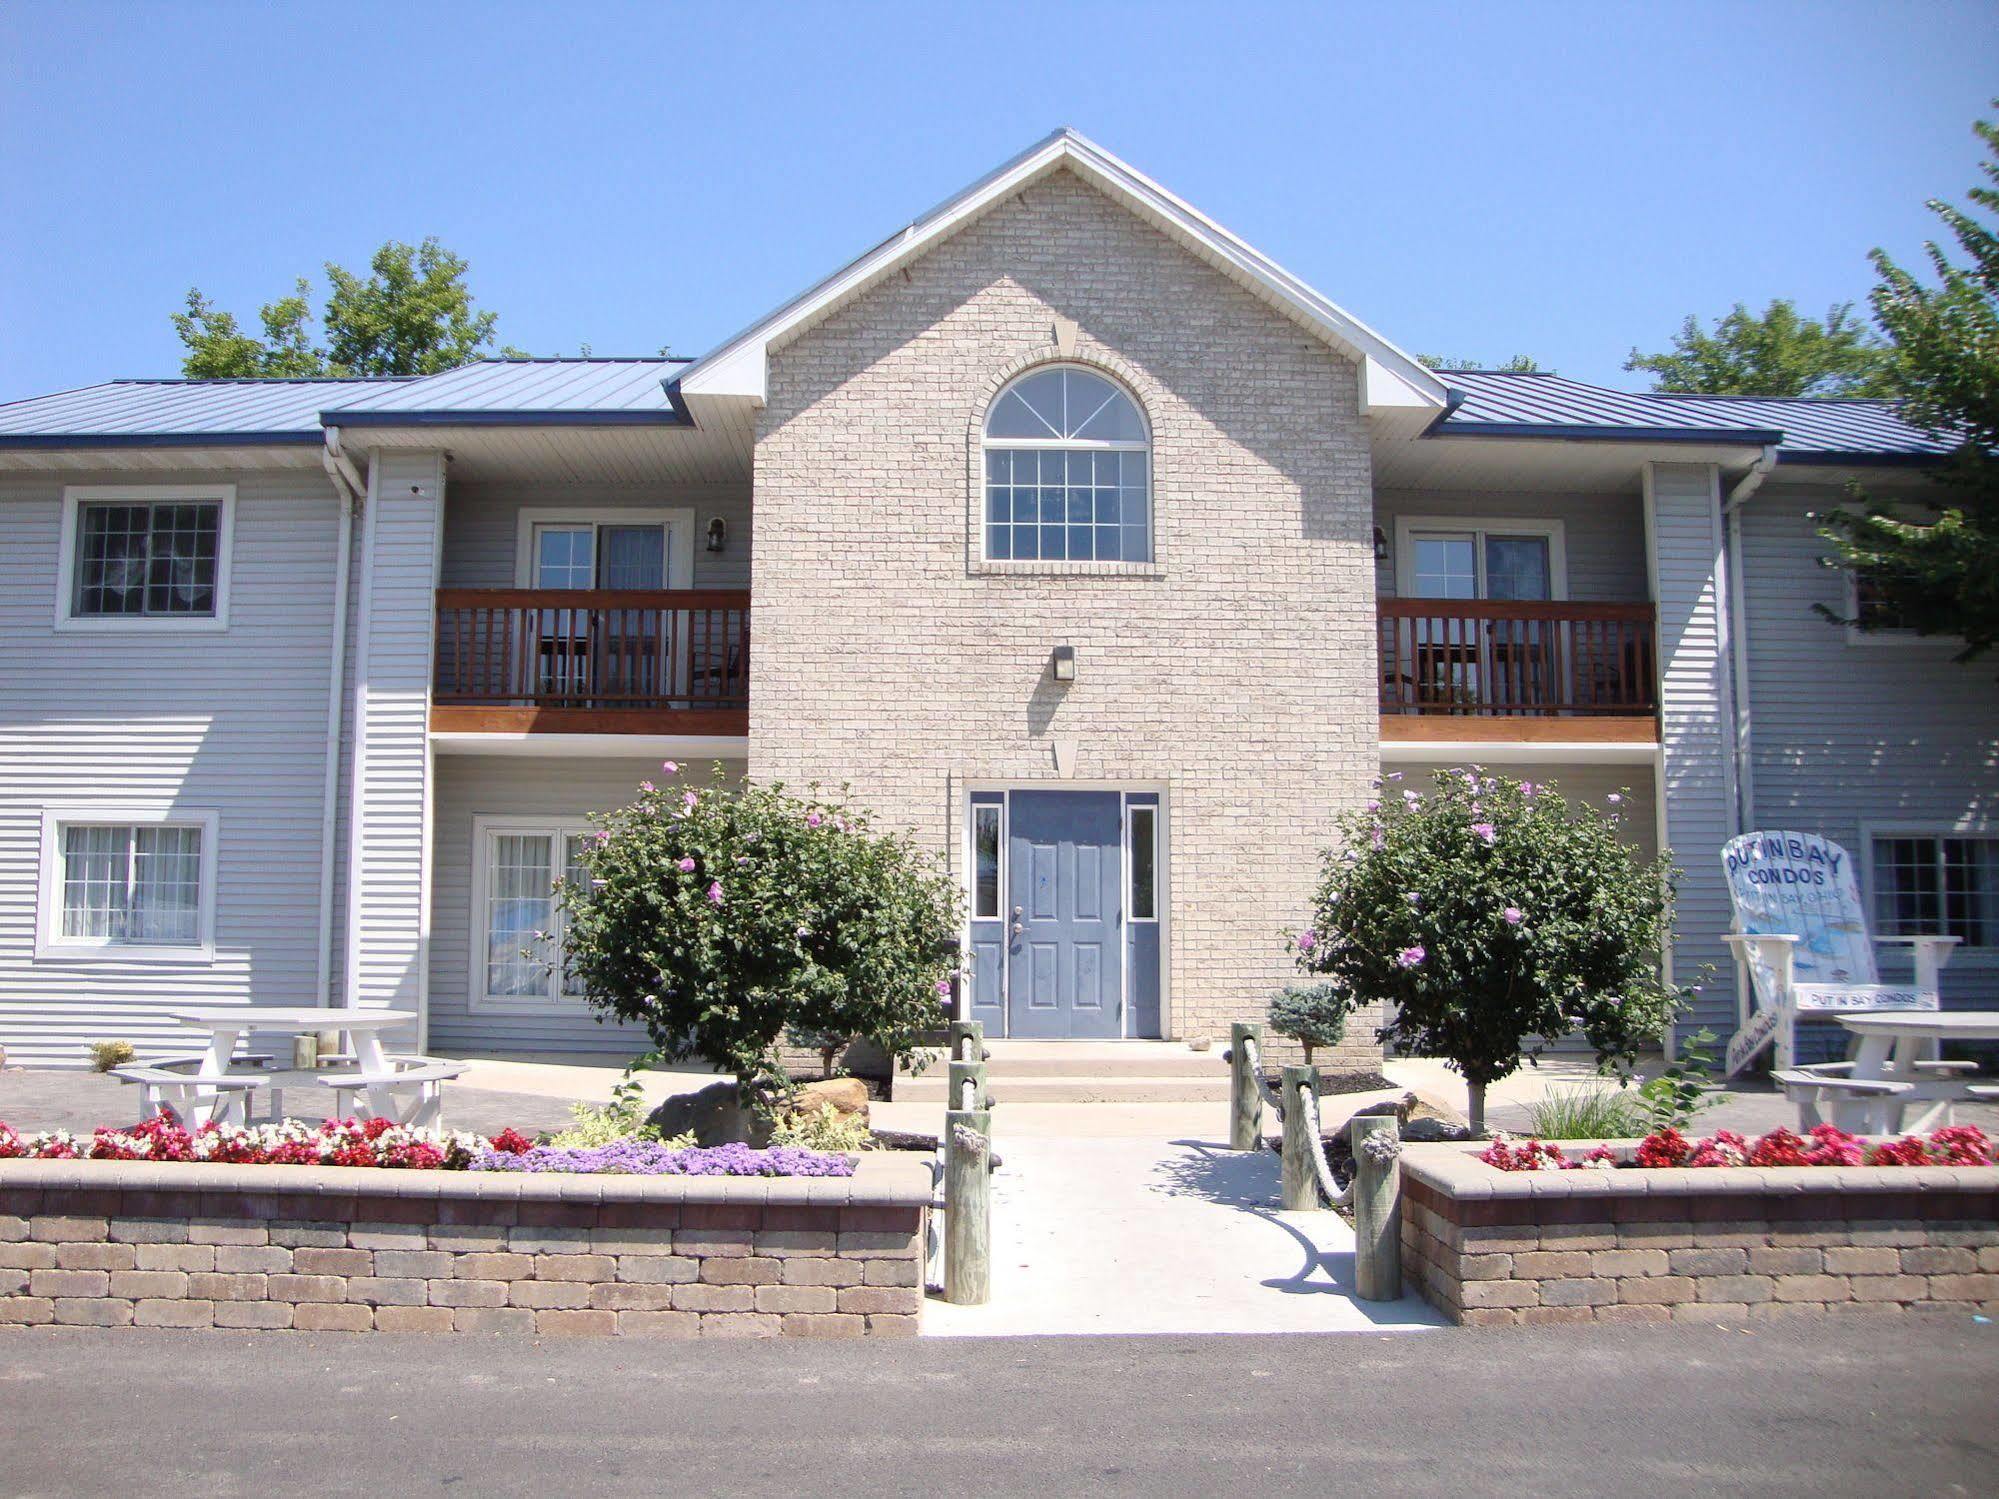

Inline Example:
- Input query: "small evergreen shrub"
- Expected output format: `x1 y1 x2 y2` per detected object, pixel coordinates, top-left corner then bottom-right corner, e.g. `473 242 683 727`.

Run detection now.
1266 982 1356 1066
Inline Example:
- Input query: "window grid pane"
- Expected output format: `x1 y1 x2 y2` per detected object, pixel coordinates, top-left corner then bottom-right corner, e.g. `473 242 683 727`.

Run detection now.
486 834 555 996
1874 834 1997 948
60 823 203 945
973 806 1002 920
74 502 220 618
986 447 1149 563
559 834 591 996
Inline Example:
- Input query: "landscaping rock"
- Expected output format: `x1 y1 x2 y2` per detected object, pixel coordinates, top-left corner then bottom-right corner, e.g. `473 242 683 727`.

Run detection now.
787 1078 869 1122
645 1081 768 1147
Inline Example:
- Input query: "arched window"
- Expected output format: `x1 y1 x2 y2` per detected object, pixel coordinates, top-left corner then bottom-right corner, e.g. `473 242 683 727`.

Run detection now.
983 365 1150 562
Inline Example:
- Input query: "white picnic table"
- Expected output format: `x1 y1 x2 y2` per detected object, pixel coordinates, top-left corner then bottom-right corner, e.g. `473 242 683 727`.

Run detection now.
1835 1010 1999 1134
163 1006 418 1124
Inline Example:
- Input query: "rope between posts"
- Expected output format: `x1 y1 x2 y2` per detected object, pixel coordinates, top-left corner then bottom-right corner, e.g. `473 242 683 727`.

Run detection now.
1295 1082 1354 1209
1239 1035 1285 1114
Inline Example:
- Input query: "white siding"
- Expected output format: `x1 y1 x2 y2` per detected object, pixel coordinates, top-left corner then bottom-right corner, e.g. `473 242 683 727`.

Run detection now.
1647 462 1740 1043
1374 489 1649 602
1740 484 1999 1018
0 467 342 1066
343 451 444 1047
440 481 753 590
426 754 743 1057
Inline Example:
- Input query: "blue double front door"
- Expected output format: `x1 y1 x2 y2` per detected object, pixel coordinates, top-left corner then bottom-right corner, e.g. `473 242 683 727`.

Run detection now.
967 789 1161 1040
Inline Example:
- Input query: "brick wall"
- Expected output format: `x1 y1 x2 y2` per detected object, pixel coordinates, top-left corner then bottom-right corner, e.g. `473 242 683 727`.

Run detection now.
749 166 1381 1062
1400 1144 1999 1326
0 1158 929 1338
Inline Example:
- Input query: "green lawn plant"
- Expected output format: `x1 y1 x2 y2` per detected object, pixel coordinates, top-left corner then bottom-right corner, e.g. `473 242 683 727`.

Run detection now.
1294 768 1690 1135
557 766 961 1099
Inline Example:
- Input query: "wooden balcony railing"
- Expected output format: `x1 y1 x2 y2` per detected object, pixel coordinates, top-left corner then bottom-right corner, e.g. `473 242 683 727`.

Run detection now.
432 588 749 735
1378 599 1657 727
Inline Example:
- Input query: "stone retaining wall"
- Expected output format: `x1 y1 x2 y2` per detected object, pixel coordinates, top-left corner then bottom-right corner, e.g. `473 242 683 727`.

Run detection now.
1400 1142 1999 1327
0 1155 931 1338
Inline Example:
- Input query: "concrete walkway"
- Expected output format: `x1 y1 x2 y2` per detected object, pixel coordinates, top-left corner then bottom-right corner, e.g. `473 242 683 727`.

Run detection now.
923 1131 1442 1337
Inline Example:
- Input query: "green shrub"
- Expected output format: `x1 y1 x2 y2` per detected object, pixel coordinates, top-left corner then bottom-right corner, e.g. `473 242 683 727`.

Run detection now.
547 1074 694 1149
1266 982 1356 1066
768 1102 871 1154
87 1040 135 1073
1630 1027 1720 1135
1526 1084 1641 1140
558 768 961 1094
1296 768 1690 1134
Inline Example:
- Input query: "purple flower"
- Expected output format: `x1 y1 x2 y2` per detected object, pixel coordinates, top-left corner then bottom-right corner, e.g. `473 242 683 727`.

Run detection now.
1520 781 1537 797
1365 801 1381 813
1370 829 1386 851
682 790 699 811
1296 929 1318 953
807 811 823 829
639 780 655 793
707 881 724 905
1470 822 1497 845
935 979 952 997
676 857 697 873
1386 772 1404 782
1402 790 1421 805
594 830 611 845
662 760 679 775
472 1141 856 1177
1503 906 1523 925
1405 892 1421 906
1606 793 1622 805
1396 945 1426 969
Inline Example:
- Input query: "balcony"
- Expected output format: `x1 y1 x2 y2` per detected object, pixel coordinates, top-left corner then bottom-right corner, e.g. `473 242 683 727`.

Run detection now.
431 589 749 735
1377 599 1657 744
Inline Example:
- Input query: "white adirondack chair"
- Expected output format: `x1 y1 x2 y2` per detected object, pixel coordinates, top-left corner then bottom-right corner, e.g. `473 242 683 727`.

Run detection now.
1720 831 1959 1081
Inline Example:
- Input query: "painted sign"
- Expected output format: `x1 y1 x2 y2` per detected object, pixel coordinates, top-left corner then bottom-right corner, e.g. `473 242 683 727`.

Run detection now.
1722 830 1877 992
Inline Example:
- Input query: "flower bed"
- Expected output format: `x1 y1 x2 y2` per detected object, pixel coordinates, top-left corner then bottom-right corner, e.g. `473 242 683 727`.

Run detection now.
1400 1139 1999 1328
1479 1125 1997 1172
0 1115 855 1178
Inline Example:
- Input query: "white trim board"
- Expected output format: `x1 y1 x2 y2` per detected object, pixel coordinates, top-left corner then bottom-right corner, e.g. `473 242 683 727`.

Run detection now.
430 733 749 760
1391 514 1568 600
1379 740 1658 765
55 483 236 633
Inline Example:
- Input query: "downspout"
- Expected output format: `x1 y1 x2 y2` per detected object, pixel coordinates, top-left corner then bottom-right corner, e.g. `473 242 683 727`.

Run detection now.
1721 446 1778 835
315 427 364 1009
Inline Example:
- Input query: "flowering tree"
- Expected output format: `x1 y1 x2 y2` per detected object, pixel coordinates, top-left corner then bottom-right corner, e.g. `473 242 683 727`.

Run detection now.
1294 768 1687 1134
558 765 961 1097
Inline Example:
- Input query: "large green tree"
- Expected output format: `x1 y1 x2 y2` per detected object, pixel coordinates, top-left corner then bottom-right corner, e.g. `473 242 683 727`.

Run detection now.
171 238 515 377
1625 298 1894 397
1818 109 1999 662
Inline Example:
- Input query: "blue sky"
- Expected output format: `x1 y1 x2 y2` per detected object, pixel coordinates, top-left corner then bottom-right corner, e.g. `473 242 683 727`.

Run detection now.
2 1 1993 404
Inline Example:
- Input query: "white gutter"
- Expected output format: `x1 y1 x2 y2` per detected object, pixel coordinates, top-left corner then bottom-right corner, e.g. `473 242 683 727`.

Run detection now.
1721 446 1778 833
314 427 362 1009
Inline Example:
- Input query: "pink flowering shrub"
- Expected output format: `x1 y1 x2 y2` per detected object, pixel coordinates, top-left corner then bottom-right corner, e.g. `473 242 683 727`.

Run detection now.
1480 1123 1998 1171
1297 767 1686 1133
557 765 961 1099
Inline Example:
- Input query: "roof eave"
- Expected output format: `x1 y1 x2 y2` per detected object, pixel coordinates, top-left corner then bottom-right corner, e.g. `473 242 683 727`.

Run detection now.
321 409 691 430
0 431 322 450
1425 422 1786 447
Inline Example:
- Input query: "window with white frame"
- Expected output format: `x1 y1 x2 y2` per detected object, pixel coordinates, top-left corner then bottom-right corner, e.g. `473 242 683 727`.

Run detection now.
1871 830 1998 950
60 486 233 627
39 810 217 956
475 821 593 1006
983 365 1150 563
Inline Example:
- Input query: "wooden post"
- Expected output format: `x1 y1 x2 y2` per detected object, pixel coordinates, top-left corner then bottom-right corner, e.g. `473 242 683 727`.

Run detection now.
947 1019 986 1064
1350 1113 1402 1301
1229 1022 1263 1152
947 1059 989 1114
943 1107 992 1305
1279 1065 1321 1211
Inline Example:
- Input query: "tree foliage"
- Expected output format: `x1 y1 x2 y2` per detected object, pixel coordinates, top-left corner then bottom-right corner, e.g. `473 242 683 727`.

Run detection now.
1818 107 1999 661
171 237 515 377
556 767 961 1093
1624 298 1894 397
1416 353 1542 372
1295 769 1687 1132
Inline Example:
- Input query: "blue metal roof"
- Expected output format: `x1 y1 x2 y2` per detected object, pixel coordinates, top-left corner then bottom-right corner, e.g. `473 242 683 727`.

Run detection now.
326 358 691 425
0 377 400 447
1432 370 1950 460
0 360 1952 462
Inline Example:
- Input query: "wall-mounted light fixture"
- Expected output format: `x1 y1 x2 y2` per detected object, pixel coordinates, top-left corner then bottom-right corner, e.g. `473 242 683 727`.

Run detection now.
1373 526 1389 563
705 517 727 553
1051 644 1077 682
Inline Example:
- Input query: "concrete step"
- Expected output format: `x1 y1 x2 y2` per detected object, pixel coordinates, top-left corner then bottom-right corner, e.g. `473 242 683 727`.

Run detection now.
893 1073 1234 1104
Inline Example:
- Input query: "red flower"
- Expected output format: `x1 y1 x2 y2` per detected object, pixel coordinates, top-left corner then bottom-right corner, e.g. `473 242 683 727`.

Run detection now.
1747 1128 1810 1167
1635 1128 1692 1168
488 1127 535 1157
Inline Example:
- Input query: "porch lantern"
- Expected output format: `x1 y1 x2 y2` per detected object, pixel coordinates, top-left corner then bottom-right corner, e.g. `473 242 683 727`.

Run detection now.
1051 644 1077 682
705 516 727 553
